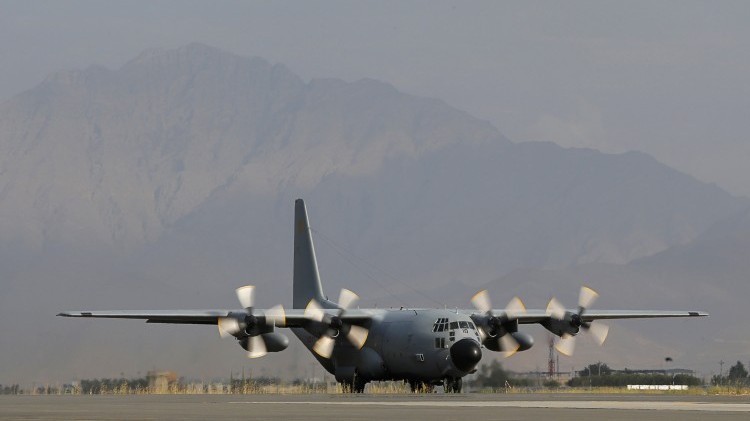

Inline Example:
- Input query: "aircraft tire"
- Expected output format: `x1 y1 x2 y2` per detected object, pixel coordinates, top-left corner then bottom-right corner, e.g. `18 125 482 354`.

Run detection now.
443 377 462 393
353 379 366 393
409 380 434 393
340 378 366 393
443 378 453 393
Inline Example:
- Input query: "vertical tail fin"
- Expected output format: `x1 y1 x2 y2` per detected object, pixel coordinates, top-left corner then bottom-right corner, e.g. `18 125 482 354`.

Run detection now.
293 199 330 309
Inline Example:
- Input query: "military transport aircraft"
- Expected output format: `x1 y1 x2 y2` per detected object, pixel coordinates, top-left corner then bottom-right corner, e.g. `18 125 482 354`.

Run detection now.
59 199 707 393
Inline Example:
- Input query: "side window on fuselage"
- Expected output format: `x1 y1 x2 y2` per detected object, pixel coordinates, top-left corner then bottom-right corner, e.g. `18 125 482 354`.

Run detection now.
434 337 447 348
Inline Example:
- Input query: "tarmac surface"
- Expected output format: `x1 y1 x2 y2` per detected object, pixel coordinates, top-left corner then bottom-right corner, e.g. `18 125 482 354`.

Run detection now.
2 393 750 420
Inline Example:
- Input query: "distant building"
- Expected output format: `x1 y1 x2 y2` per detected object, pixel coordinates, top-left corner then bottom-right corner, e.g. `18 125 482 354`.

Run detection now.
615 368 695 376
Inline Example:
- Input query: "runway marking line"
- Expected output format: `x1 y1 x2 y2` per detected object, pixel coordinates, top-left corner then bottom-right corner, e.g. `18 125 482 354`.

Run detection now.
229 400 750 412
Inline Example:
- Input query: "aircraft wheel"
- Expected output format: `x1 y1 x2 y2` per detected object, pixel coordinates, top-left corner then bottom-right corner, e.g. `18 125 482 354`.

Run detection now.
409 380 434 393
443 377 462 393
409 379 419 393
453 378 462 393
409 379 424 393
443 378 454 393
341 378 366 393
354 380 366 393
339 381 349 393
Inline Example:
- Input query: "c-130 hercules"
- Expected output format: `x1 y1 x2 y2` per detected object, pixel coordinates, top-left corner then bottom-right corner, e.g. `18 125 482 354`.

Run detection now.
59 199 707 393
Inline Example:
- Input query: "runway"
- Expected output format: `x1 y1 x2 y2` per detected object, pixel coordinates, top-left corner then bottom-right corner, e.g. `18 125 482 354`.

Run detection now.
2 394 749 420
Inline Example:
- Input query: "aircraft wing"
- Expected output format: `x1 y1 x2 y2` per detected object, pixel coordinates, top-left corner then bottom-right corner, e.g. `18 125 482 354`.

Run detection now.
484 309 708 324
57 308 372 327
57 310 232 325
577 310 708 322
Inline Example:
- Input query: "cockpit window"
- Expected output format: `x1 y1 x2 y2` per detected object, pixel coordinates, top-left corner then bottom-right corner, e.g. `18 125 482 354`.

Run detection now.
449 322 458 330
468 322 476 330
458 321 469 329
432 318 449 332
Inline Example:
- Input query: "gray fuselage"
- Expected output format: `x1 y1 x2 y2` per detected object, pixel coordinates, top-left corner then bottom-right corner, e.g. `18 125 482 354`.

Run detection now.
293 308 482 384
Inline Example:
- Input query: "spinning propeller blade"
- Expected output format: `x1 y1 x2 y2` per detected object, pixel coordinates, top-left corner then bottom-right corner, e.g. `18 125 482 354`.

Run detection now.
505 296 527 319
546 297 567 320
555 334 576 356
313 335 336 359
236 285 255 309
245 335 267 359
499 333 521 358
471 290 492 314
304 299 326 323
265 304 286 327
305 288 370 358
588 321 610 346
347 325 369 349
471 290 527 358
548 286 609 355
579 286 599 310
338 289 359 311
218 317 240 338
216 285 286 359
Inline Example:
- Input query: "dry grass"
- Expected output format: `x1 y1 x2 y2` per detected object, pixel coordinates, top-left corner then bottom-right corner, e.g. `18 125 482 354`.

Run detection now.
477 386 750 396
26 382 750 396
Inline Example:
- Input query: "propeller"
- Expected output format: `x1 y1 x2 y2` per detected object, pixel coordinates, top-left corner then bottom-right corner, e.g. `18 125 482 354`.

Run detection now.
305 288 369 358
217 285 287 358
547 286 609 356
242 335 267 359
471 290 527 357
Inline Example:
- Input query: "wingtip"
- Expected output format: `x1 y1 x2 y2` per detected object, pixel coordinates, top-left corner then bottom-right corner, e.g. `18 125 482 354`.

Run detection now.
57 311 91 317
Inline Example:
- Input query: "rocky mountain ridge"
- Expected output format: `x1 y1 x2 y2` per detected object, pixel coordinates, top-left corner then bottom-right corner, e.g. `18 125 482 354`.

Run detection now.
0 43 747 383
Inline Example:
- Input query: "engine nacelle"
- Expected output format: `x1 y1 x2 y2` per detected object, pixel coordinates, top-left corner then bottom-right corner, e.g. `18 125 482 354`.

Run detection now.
224 311 278 337
239 333 289 353
510 331 534 351
541 314 580 337
483 331 534 352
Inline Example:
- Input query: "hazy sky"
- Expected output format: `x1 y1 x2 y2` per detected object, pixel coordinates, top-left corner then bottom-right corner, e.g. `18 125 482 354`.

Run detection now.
2 0 749 196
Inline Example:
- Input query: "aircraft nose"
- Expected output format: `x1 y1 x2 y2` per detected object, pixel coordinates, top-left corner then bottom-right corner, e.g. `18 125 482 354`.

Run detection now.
450 338 482 372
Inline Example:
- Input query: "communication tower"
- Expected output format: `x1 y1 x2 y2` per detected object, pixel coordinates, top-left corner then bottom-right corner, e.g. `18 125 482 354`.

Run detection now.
548 334 556 378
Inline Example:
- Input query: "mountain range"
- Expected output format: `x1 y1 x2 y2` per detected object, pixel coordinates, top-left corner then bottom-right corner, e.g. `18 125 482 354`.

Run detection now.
0 43 746 384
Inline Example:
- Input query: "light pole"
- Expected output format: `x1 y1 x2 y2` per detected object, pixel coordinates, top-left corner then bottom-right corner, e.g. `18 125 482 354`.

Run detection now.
665 357 673 385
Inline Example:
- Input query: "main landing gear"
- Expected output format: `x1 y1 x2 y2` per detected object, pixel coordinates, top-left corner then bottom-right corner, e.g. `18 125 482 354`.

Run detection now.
340 378 366 393
443 377 462 393
408 379 436 393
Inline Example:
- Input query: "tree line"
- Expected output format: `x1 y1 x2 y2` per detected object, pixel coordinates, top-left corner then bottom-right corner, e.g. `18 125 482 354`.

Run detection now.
568 363 703 387
471 361 711 389
711 361 749 386
0 384 21 394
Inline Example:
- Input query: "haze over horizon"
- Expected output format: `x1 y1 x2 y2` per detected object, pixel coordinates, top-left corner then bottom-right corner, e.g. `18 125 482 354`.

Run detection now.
2 1 749 197
0 2 748 387
0 43 746 386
